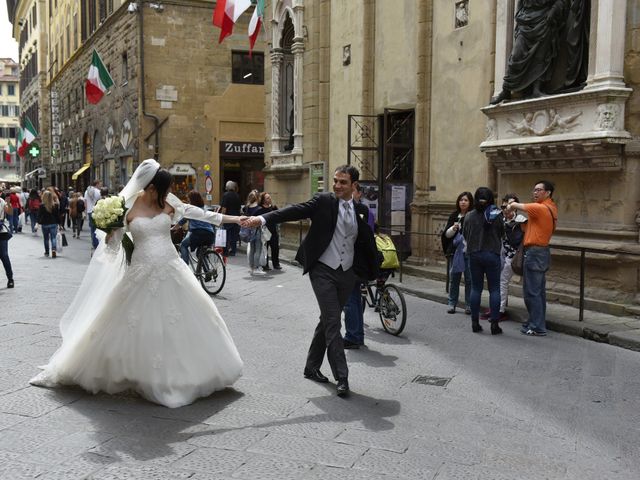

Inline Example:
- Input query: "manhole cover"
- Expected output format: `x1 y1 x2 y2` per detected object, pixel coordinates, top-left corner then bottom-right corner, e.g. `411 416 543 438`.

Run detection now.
412 375 451 387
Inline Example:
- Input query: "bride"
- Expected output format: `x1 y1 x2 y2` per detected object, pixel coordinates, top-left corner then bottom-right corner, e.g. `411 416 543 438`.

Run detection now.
30 159 243 408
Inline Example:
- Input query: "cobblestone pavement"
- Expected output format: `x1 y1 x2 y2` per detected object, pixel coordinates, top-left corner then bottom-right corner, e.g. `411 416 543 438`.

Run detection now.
1 230 639 479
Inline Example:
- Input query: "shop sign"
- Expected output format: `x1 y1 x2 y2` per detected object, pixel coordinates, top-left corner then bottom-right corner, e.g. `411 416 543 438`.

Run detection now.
220 141 264 157
169 163 196 176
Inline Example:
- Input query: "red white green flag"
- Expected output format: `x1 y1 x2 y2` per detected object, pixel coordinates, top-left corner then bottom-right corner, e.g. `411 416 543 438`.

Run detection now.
85 49 114 105
23 117 37 144
5 140 15 163
16 129 26 158
213 0 252 43
248 0 264 55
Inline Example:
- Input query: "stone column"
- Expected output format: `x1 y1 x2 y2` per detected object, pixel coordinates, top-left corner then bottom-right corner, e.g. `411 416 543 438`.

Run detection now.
270 50 283 154
492 0 513 98
292 41 305 155
586 0 628 89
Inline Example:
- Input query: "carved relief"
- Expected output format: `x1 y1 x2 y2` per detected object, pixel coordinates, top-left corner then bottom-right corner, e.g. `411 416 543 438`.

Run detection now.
455 1 469 29
595 104 620 131
485 119 497 140
506 109 582 137
105 125 115 154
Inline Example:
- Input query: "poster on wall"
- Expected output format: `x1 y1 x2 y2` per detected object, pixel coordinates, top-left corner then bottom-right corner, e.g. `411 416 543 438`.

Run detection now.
358 181 379 224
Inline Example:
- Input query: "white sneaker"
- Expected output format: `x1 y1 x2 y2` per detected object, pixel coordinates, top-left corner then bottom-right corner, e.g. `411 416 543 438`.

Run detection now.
253 269 266 276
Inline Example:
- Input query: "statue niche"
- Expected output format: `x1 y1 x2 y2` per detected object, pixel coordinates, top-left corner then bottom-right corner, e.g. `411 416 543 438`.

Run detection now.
491 0 590 104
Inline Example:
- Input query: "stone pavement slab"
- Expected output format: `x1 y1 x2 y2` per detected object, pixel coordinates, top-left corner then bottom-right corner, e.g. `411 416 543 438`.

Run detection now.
0 232 639 479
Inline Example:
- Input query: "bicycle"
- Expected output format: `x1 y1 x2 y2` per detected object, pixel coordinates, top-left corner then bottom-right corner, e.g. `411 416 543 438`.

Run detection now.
360 271 407 336
172 228 226 295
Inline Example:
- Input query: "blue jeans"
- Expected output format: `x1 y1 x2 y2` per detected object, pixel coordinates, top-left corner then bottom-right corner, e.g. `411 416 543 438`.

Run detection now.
225 224 240 256
89 214 99 249
469 251 502 322
10 211 19 233
180 230 215 264
0 239 13 280
29 211 38 232
522 246 550 333
448 255 471 308
42 224 58 254
248 236 263 269
343 283 364 344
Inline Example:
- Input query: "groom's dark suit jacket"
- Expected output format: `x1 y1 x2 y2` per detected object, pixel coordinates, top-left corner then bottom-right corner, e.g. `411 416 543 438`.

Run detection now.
263 193 380 281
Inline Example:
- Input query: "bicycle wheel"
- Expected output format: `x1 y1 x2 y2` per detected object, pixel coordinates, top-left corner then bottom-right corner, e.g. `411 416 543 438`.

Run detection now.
378 284 407 336
198 248 226 295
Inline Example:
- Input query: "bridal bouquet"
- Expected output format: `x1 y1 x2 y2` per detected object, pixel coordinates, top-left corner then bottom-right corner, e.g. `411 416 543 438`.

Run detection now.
93 196 127 233
92 196 134 264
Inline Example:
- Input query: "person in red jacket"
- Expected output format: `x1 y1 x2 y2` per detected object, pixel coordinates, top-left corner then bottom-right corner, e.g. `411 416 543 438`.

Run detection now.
8 187 22 234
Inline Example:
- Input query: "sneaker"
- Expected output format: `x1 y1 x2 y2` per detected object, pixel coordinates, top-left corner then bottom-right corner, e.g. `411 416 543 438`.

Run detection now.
522 328 546 336
446 306 456 314
464 307 471 315
52 251 57 258
7 279 14 288
519 324 530 334
44 252 49 257
253 269 266 276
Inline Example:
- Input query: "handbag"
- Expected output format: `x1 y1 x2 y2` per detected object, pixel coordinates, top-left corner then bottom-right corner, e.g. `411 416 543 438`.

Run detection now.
511 243 524 276
61 232 69 247
0 221 12 241
215 227 227 248
261 225 272 243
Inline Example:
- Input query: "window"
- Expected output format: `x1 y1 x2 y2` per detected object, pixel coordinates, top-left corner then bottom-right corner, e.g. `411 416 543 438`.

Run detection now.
9 127 16 139
231 51 264 85
73 14 78 51
1 105 8 116
8 85 15 96
121 52 128 83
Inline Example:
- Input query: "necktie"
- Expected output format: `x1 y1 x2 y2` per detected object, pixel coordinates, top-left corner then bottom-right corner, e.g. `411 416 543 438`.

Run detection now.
343 201 353 228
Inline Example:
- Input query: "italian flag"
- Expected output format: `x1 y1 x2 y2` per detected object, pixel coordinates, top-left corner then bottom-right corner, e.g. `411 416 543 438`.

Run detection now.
16 129 26 158
248 0 264 55
5 141 15 163
23 117 37 144
213 0 252 44
85 49 114 105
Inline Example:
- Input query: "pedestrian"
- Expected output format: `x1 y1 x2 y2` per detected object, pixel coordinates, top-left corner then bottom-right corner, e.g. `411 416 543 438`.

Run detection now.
259 192 281 271
19 187 29 226
27 189 41 235
69 192 85 239
481 194 527 322
462 187 504 335
84 180 102 249
220 181 241 256
58 188 69 231
176 190 215 265
441 192 474 314
244 190 266 276
38 190 60 258
506 180 558 336
8 187 21 233
242 165 380 397
342 182 375 349
0 194 14 288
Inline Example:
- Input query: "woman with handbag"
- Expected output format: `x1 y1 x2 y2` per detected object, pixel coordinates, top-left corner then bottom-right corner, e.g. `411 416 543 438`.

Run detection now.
0 196 14 288
37 190 60 258
441 192 474 314
259 192 281 270
244 190 267 276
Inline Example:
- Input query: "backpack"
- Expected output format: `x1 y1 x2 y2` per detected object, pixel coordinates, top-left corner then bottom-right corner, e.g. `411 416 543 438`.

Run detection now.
375 234 400 270
76 198 85 214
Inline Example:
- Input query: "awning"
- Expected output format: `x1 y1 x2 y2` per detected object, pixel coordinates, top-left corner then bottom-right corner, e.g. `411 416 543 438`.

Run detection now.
24 168 40 180
71 163 91 181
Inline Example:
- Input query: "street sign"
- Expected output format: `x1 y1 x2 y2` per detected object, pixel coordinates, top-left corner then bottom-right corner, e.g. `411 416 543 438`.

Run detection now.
205 176 213 193
206 194 212 201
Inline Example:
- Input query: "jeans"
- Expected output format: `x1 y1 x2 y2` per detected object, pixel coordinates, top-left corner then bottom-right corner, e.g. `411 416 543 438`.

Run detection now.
89 213 99 249
522 246 550 333
10 211 19 233
469 251 502 322
248 236 263 269
448 255 471 308
72 216 84 236
499 254 514 313
180 230 214 264
0 239 13 281
29 211 38 232
42 224 58 254
225 223 240 256
343 283 364 344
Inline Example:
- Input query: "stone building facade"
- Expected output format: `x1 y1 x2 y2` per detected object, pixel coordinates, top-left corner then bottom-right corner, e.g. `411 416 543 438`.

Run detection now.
263 0 640 309
10 0 265 202
0 58 22 183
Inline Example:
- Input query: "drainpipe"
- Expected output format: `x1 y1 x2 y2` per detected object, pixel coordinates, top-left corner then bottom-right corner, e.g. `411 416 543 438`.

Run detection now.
136 1 160 160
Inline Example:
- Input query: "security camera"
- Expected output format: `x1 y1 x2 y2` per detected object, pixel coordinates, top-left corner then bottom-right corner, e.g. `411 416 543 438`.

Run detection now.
127 2 138 13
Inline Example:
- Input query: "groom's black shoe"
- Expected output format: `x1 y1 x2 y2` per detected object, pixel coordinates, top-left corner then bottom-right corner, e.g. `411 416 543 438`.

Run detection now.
336 378 350 397
304 368 329 383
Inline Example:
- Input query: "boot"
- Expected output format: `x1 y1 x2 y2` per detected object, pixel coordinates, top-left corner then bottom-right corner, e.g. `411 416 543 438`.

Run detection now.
490 321 503 335
472 320 483 333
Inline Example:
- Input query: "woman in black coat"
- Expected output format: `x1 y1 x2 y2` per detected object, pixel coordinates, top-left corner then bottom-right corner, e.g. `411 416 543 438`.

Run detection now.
259 192 281 270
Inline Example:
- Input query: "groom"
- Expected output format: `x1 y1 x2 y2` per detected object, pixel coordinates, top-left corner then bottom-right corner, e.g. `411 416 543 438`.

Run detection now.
241 165 379 396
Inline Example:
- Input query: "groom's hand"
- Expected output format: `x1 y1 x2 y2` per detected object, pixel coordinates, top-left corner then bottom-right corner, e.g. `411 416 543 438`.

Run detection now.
241 216 262 228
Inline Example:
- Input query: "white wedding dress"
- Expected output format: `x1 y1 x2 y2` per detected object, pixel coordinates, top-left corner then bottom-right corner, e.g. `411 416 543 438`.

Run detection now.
30 209 243 408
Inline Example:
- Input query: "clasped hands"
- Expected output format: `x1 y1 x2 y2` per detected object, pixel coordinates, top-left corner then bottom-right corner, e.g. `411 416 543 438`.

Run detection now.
239 216 262 227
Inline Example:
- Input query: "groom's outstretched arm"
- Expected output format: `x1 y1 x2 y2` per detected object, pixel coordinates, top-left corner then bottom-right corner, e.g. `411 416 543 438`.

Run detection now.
242 195 321 227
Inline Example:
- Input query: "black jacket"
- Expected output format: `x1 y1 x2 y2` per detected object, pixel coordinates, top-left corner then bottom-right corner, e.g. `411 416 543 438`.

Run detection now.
263 193 379 280
37 204 60 225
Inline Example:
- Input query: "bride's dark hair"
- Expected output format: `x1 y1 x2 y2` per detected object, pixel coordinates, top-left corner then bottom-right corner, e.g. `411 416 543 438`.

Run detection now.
145 168 173 208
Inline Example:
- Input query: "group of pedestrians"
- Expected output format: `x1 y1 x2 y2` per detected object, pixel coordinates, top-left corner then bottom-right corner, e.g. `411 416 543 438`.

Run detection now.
442 181 558 337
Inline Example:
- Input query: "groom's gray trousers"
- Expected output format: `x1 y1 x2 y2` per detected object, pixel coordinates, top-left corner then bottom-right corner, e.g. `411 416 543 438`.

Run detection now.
306 262 357 381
